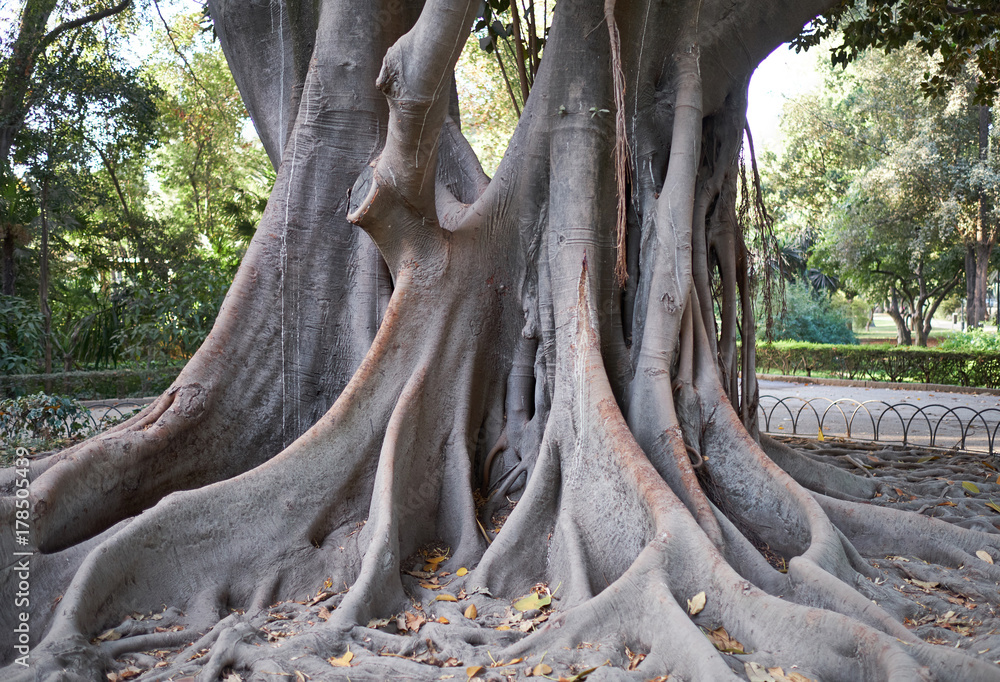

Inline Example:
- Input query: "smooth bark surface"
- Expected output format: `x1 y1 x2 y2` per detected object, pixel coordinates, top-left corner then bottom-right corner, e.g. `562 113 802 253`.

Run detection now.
3 1 1000 681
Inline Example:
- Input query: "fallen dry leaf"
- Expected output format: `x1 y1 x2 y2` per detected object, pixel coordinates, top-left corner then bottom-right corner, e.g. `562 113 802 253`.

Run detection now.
404 611 426 632
464 604 478 619
687 591 706 616
705 626 744 653
327 649 353 667
466 665 484 678
435 593 458 602
744 662 775 682
530 663 553 676
456 567 468 577
977 550 994 565
317 606 332 621
437 616 450 624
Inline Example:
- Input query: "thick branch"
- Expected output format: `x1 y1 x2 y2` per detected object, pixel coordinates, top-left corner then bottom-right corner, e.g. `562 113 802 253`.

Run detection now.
347 0 479 267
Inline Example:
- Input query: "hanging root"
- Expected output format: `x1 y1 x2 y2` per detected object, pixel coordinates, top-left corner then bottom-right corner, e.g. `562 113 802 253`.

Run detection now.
606 0 631 287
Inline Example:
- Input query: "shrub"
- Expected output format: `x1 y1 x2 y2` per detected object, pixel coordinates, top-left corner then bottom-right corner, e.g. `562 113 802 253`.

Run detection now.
0 392 96 465
763 282 856 345
939 328 1000 353
756 341 1000 388
0 365 182 400
0 295 43 374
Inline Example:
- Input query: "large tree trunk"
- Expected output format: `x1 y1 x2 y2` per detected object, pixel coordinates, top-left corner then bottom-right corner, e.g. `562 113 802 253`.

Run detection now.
4 1 1000 680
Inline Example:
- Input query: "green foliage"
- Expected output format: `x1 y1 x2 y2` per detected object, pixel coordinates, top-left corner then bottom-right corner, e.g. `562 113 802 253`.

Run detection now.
940 328 1000 352
456 36 520 174
0 295 43 374
764 46 970 344
764 282 857 345
0 390 145 465
0 392 88 443
150 13 271 273
112 262 230 366
0 7 273 375
801 0 1000 103
758 340 1000 387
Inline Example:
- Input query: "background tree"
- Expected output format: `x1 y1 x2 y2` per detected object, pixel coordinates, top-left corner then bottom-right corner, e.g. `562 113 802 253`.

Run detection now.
5 2 1000 682
797 0 1000 325
0 0 135 170
150 11 271 274
767 46 975 344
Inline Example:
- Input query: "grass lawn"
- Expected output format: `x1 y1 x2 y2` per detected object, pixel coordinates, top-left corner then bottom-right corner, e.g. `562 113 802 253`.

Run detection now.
851 313 992 344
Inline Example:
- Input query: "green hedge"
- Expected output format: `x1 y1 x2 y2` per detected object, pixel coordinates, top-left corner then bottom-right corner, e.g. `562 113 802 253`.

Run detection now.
756 342 1000 388
0 365 183 400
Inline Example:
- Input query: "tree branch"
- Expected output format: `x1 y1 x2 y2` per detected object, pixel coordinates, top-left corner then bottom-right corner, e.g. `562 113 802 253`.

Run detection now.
40 0 132 53
347 0 479 268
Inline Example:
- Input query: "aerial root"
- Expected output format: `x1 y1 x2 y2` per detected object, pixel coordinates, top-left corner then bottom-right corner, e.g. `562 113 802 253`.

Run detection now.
816 492 1000 577
761 434 878 501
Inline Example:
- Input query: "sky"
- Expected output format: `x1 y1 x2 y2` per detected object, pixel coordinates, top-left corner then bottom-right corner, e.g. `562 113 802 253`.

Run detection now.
746 43 824 151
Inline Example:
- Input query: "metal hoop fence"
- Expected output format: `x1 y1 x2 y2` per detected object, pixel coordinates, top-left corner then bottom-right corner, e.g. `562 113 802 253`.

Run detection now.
758 395 1000 457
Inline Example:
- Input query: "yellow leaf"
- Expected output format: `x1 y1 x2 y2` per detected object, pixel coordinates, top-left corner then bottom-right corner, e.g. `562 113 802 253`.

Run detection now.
496 625 510 631
466 665 484 678
531 663 553 676
514 593 551 612
419 582 445 590
817 427 824 442
986 501 1000 514
456 567 468 577
425 554 449 568
977 550 994 565
435 593 458 602
962 481 980 494
327 649 353 667
464 604 478 619
687 591 706 616
437 616 450 624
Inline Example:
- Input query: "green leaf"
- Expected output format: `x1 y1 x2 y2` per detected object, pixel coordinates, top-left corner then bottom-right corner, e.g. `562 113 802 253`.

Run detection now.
961 481 980 494
985 501 1000 514
513 592 551 612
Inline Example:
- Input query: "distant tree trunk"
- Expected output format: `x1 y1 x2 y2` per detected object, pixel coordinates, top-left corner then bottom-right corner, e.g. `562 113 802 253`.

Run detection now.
1 229 14 296
887 284 912 346
39 176 52 376
966 243 978 326
968 105 994 327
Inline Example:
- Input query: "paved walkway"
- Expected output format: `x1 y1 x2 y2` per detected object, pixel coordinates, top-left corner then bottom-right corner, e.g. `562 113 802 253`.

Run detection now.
756 377 1000 455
